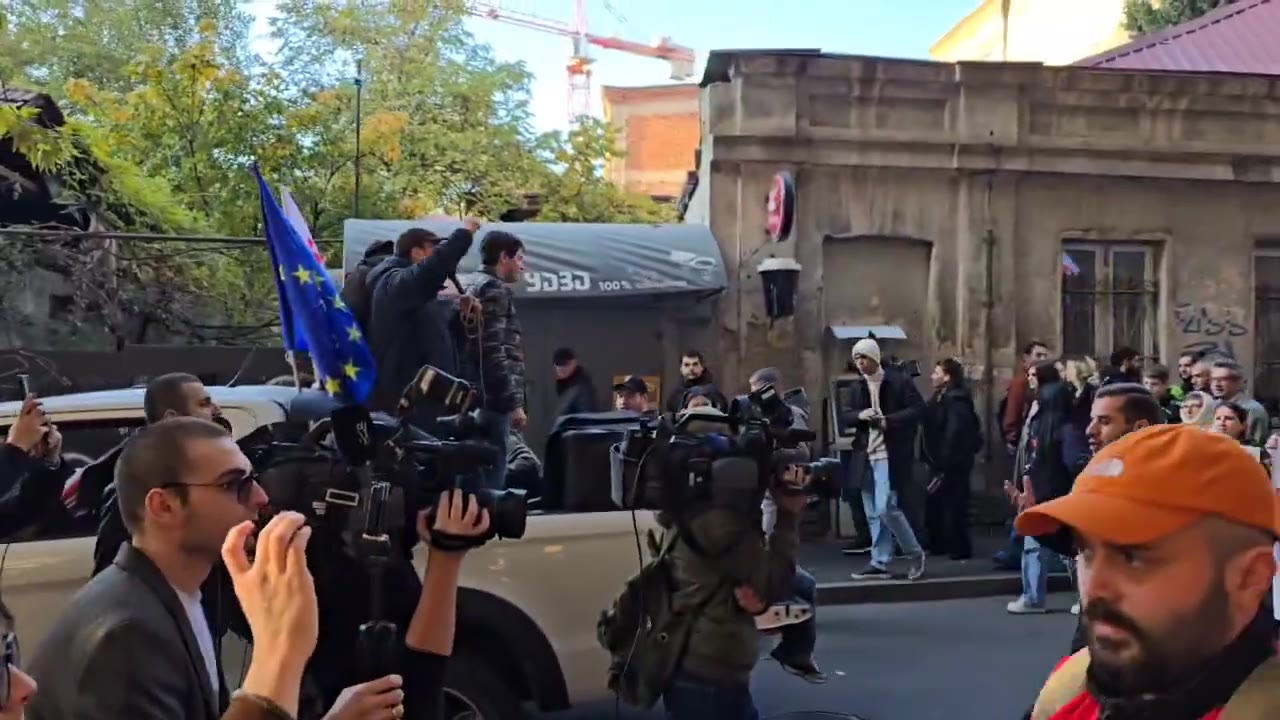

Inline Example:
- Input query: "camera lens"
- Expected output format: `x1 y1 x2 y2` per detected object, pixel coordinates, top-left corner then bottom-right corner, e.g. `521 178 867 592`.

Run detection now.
475 488 528 540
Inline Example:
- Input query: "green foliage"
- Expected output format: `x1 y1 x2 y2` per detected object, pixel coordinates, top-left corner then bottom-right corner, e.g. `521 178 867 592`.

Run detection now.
0 0 679 346
1122 0 1234 34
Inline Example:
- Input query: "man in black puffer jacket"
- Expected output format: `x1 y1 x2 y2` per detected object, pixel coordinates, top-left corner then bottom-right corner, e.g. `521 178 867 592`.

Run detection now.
462 230 527 490
366 221 478 422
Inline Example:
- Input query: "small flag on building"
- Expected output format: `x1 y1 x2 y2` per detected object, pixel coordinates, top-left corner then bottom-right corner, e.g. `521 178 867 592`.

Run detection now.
1061 252 1081 277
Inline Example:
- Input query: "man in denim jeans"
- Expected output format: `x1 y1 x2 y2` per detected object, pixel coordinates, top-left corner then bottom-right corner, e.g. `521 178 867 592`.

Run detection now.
839 338 927 581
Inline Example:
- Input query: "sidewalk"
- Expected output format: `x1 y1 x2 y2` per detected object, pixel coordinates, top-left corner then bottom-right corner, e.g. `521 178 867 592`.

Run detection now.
801 526 1074 606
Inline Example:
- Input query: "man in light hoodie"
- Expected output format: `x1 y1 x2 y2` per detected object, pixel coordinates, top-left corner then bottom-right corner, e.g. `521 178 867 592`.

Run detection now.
838 338 927 580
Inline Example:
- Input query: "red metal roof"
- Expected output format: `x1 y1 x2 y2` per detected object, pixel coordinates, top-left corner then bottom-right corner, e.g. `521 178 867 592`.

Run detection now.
1076 0 1280 75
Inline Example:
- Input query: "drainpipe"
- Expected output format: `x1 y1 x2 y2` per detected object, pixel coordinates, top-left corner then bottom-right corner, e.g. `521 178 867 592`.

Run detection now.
982 174 997 465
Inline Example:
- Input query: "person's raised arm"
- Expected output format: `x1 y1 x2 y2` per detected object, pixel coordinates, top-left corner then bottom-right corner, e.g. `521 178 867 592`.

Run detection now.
221 512 319 720
383 219 480 305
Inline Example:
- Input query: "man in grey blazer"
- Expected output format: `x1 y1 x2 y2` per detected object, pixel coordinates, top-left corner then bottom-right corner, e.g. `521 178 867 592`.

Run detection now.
26 417 266 720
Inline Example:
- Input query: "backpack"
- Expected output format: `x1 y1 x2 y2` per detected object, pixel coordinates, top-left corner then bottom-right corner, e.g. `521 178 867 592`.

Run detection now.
341 241 394 333
597 529 717 709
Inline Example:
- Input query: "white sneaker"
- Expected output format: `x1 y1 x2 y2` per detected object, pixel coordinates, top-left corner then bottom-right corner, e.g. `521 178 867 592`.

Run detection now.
1070 602 1081 616
1006 596 1048 614
754 602 814 631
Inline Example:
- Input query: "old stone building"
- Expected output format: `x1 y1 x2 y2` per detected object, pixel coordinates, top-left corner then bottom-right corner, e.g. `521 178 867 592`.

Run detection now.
683 50 1280 469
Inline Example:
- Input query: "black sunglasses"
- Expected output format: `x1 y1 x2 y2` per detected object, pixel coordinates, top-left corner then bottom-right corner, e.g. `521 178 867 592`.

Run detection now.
0 631 20 708
160 470 259 504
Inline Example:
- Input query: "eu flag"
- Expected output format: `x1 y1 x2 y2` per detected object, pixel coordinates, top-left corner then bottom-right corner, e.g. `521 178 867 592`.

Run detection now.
254 166 376 404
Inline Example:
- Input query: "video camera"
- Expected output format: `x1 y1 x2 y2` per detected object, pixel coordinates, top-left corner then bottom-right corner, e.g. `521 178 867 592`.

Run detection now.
247 365 528 686
610 383 838 513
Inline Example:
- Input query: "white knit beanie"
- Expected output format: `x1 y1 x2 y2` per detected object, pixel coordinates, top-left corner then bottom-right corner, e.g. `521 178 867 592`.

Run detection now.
851 338 881 364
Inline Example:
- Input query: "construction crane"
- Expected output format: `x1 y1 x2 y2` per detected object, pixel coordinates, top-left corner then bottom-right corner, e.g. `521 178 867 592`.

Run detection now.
467 0 696 123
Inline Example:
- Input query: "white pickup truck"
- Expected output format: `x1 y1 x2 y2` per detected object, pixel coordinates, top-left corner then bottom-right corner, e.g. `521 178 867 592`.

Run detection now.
0 385 662 719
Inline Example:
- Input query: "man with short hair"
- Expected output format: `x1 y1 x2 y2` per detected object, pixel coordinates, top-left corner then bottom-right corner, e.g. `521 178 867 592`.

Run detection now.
1190 356 1214 393
840 338 927 581
1002 340 1051 448
1017 426 1280 719
1085 383 1163 456
1101 347 1143 386
1174 351 1200 399
552 347 599 417
83 373 226 575
367 221 478 418
665 350 727 414
1139 364 1180 423
1209 358 1269 446
28 418 270 719
612 376 654 415
463 230 528 490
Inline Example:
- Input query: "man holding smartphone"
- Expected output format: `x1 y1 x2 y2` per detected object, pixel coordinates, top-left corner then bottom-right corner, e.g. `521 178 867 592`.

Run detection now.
0 392 72 537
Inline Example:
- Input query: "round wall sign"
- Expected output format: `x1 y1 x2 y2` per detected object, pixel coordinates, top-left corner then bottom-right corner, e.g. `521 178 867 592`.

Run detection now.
765 171 795 243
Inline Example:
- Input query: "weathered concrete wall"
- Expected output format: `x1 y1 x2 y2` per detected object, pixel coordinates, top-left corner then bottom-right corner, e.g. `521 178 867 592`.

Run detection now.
695 52 1280 476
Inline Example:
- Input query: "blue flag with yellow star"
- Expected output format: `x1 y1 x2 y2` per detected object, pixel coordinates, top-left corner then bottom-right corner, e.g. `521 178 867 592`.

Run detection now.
254 166 376 404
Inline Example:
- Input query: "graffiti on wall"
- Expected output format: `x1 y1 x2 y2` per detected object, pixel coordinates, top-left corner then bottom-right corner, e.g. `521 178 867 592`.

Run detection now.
1175 303 1248 360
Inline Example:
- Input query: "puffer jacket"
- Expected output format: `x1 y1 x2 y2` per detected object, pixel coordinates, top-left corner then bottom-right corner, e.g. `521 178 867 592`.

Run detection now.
463 268 525 413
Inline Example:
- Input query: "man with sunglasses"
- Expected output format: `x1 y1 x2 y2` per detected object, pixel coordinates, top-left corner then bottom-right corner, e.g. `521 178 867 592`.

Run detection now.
28 417 266 720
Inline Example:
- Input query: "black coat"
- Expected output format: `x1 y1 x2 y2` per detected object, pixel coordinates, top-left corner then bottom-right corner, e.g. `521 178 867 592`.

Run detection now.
836 368 925 492
920 385 981 474
27 544 231 720
1022 381 1081 504
664 372 727 414
554 367 600 417
0 442 73 538
366 228 474 414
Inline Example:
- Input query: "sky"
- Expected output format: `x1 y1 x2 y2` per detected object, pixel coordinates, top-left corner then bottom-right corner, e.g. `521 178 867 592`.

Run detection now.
249 0 980 133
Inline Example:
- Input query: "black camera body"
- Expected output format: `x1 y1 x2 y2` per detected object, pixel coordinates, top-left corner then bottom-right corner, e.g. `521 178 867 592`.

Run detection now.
611 384 838 513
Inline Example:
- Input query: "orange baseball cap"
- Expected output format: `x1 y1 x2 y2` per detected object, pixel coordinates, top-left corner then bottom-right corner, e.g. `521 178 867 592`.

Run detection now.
1015 424 1280 545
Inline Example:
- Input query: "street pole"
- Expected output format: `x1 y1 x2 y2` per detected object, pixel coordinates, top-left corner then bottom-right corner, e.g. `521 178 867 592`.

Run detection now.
353 58 363 218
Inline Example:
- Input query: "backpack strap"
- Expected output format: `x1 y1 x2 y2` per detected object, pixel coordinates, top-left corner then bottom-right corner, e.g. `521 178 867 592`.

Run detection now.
1222 655 1280 719
1030 650 1090 720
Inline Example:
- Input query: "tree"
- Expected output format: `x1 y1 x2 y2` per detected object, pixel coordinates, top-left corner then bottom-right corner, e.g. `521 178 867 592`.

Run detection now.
1122 0 1235 34
0 0 686 349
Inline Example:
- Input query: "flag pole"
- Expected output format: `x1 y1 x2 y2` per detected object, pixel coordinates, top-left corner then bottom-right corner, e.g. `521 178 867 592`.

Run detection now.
286 351 302 391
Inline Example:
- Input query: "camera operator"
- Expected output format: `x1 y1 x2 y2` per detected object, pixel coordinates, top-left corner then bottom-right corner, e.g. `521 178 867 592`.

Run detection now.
366 220 480 426
0 394 72 537
461 231 527 490
744 368 825 684
660 426 808 719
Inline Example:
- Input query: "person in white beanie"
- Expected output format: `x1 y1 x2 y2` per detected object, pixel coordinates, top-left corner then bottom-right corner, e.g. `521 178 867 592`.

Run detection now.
840 338 927 580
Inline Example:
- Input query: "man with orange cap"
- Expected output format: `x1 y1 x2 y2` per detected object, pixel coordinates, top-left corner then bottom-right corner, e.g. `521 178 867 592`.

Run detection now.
1017 424 1279 719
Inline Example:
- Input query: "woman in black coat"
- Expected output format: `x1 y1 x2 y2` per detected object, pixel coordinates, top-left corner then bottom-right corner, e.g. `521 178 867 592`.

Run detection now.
1007 361 1081 614
920 358 980 560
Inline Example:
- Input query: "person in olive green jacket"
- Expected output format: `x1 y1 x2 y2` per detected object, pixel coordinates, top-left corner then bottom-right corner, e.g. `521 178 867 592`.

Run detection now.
659 408 809 720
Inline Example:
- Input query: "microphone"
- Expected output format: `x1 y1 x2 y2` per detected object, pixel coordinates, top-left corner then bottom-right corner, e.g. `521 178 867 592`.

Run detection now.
330 404 377 467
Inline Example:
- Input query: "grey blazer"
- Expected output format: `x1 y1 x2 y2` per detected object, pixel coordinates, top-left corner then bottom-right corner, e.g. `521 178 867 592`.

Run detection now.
26 542 229 720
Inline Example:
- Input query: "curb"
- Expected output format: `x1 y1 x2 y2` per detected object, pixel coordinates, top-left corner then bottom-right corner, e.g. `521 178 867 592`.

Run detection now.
815 573 1074 606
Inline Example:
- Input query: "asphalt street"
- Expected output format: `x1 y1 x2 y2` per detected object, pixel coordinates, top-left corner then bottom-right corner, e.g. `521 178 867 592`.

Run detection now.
539 594 1078 720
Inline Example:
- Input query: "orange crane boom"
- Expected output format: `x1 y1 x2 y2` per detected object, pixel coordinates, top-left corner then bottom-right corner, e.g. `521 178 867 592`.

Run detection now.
467 1 695 121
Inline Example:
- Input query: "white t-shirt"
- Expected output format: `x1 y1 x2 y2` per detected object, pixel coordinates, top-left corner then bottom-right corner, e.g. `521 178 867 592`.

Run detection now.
171 584 220 695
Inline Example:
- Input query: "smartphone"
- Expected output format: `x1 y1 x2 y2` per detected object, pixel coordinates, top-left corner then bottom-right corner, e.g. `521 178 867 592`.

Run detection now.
17 374 31 398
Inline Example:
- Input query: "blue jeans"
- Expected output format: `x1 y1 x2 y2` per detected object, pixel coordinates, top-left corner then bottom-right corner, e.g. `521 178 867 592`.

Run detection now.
774 567 817 661
663 673 758 720
860 458 923 568
472 409 510 490
1021 535 1053 606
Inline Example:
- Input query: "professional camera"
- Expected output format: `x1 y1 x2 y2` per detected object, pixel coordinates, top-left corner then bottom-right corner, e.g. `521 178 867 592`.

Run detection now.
610 384 837 513
252 365 527 560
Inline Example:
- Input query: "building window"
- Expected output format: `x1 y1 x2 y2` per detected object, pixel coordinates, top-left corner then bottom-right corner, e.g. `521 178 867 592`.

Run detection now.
1253 249 1280 405
1060 242 1159 360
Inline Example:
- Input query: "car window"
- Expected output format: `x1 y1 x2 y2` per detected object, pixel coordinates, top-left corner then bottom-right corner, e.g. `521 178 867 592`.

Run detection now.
0 415 146 543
